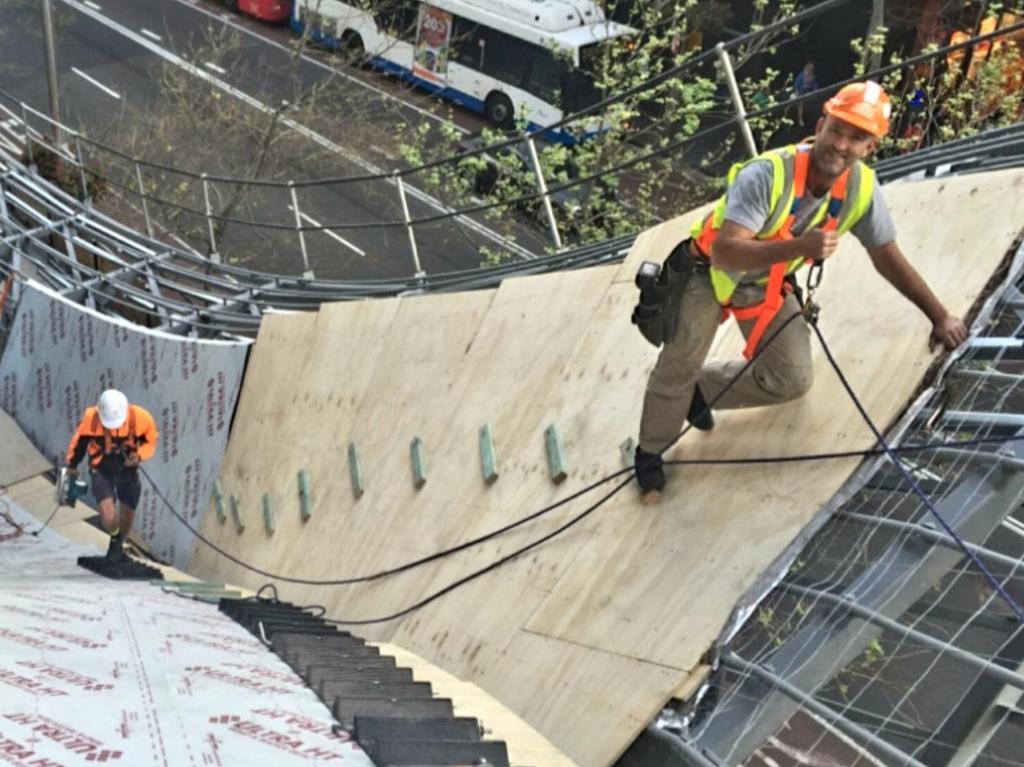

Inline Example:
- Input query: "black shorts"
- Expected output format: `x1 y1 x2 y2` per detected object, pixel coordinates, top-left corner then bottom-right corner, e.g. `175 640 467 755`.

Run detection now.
90 470 142 508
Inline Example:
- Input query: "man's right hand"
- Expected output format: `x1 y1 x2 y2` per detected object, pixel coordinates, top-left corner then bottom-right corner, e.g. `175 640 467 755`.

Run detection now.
65 466 78 477
798 229 840 262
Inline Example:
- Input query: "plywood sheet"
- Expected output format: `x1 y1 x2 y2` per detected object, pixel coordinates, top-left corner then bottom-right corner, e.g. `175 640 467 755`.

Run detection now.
526 169 1024 667
189 169 1024 766
0 407 51 487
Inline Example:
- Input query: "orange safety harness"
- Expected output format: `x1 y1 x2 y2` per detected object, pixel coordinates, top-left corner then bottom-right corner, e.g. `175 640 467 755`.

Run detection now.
89 407 138 467
694 148 850 359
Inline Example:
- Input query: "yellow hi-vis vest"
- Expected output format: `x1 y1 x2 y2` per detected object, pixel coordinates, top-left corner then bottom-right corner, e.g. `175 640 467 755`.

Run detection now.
691 144 877 307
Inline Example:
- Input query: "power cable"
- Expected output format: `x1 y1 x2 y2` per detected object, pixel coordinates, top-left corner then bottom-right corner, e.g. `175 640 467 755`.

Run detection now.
30 504 62 537
139 310 1024 620
141 461 632 587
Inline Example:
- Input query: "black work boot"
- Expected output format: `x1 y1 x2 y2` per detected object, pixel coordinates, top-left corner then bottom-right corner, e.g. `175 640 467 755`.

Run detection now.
634 447 665 503
687 384 715 432
105 533 126 563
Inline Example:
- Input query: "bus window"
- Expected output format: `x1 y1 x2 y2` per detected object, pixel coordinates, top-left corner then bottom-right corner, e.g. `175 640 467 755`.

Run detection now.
452 17 486 69
480 28 532 87
376 1 418 43
526 48 570 102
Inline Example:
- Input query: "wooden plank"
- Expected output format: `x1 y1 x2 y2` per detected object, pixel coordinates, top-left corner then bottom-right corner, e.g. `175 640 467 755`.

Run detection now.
0 407 52 487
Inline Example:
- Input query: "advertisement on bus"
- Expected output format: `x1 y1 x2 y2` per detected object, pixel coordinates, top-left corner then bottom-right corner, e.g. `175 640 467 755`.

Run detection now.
413 5 453 83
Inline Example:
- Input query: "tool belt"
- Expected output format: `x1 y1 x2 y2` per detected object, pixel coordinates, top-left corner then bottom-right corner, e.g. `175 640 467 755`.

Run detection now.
631 239 707 348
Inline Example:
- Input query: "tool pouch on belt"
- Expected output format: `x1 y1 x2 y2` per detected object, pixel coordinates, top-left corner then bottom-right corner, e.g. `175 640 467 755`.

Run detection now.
631 240 695 348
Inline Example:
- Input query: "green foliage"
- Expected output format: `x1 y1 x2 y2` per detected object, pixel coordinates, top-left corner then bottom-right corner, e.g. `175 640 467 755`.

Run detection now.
853 6 1024 158
22 143 105 202
396 0 811 265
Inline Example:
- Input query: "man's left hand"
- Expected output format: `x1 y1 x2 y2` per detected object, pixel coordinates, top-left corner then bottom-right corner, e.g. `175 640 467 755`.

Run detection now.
930 315 968 351
123 452 141 469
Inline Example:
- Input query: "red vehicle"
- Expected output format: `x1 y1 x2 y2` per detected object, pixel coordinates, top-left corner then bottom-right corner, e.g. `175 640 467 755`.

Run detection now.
223 0 292 23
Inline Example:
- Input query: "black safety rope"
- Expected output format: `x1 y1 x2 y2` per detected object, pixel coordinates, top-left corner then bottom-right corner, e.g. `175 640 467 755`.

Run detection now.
811 321 1024 621
140 310 803 594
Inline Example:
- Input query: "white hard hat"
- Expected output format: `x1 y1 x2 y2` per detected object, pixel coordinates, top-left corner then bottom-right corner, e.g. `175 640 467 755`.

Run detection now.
97 389 128 429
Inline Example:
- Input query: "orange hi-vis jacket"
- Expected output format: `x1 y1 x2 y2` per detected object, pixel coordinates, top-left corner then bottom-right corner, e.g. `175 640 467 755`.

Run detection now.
66 404 159 473
690 144 875 359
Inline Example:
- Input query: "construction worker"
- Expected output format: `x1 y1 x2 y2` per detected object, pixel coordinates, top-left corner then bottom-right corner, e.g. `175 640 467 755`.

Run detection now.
634 81 968 501
65 390 159 561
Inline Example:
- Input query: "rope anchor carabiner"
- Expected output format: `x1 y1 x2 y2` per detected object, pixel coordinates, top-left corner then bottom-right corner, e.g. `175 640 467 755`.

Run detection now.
803 259 824 326
807 259 824 292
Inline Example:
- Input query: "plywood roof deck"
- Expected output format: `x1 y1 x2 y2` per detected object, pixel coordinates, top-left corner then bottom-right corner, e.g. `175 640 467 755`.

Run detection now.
189 169 1024 766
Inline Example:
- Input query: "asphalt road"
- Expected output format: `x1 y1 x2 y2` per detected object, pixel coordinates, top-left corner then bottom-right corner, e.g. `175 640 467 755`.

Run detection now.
0 0 550 279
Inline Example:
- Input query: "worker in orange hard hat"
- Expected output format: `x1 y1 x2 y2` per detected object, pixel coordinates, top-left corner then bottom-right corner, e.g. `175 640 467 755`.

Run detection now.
66 390 159 562
630 81 968 502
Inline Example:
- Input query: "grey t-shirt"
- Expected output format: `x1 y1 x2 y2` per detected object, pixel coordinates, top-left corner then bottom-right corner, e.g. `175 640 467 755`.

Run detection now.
723 159 896 250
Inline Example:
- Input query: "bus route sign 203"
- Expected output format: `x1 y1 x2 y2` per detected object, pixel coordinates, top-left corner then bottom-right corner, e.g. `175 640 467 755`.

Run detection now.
413 5 452 83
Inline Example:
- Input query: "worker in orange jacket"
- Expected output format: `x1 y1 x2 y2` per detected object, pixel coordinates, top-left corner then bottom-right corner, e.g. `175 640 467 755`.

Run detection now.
66 390 159 562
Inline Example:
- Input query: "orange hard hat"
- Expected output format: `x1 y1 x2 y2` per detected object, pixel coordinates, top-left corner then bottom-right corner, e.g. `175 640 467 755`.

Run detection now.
823 81 892 138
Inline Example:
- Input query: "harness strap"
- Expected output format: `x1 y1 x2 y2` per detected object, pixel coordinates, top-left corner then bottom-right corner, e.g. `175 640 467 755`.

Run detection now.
734 263 790 359
724 152 850 360
90 406 139 466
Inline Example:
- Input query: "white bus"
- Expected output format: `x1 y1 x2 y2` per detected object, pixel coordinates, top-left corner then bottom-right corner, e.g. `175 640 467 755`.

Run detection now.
291 0 637 142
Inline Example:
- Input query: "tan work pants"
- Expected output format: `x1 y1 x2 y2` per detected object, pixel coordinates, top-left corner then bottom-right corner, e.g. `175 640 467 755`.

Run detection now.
638 272 814 454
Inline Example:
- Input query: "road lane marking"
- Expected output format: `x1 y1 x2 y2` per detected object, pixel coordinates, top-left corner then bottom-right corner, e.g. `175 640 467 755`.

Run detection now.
167 0 465 134
203 61 227 75
141 28 162 41
58 0 534 260
83 0 101 9
287 204 365 256
71 67 122 100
